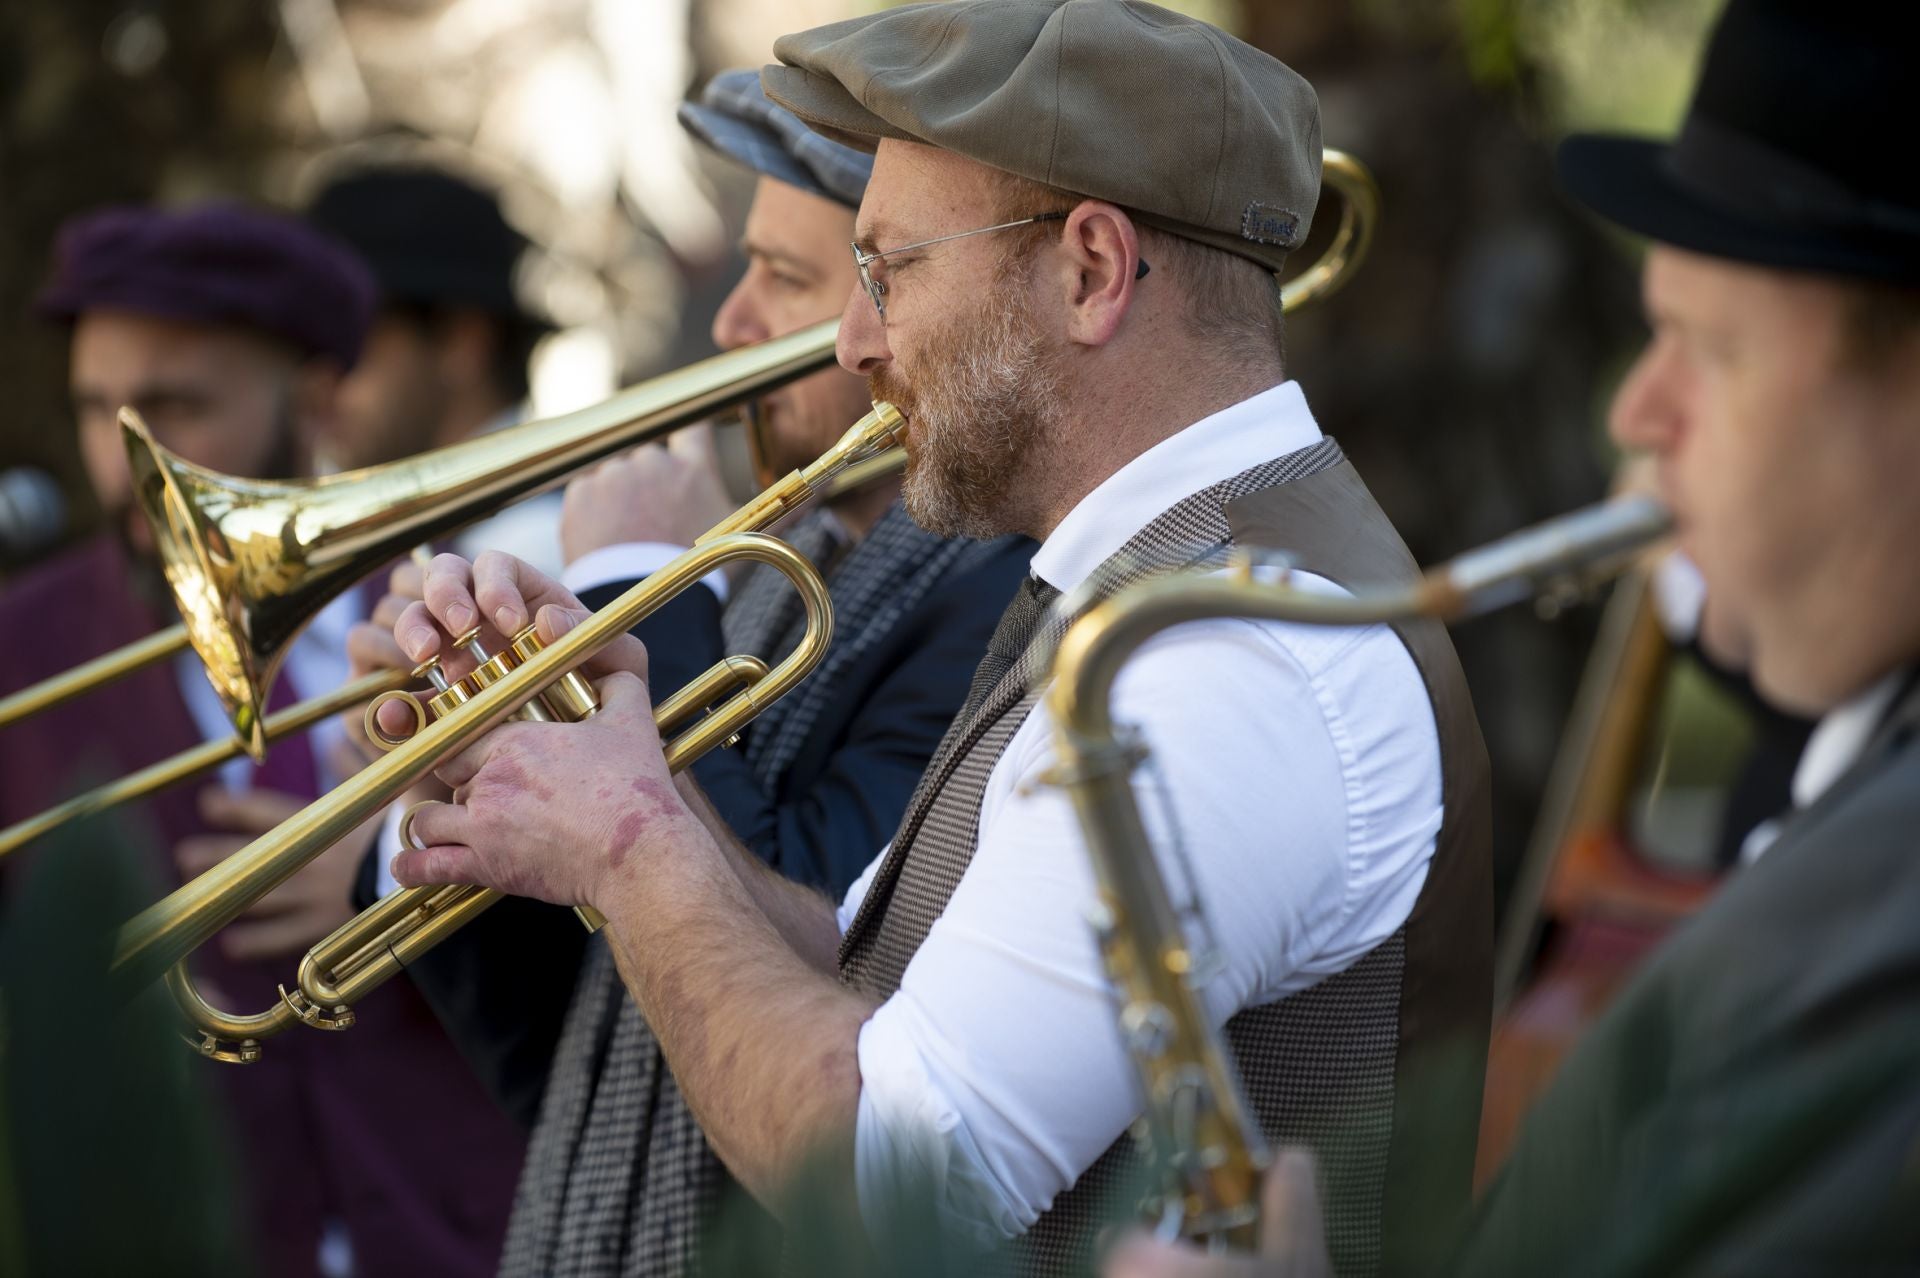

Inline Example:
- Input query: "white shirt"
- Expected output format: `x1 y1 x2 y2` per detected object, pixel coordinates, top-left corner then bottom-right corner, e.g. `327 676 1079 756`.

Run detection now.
1791 671 1907 811
835 382 1445 1244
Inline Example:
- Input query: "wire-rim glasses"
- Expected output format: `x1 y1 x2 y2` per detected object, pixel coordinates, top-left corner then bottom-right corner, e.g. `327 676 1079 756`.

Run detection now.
850 212 1068 323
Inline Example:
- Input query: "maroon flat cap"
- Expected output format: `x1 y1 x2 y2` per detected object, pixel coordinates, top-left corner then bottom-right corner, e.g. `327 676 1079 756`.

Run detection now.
34 202 377 369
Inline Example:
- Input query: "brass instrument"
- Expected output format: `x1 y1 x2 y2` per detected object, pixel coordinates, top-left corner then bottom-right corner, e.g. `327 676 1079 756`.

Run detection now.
0 319 844 750
115 403 908 1063
0 324 847 856
0 147 1378 746
1042 496 1672 1246
1283 150 1377 311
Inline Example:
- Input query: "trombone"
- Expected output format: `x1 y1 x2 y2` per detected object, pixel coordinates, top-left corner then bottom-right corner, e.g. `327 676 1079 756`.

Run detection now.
118 403 907 1062
0 150 1381 858
0 322 846 856
0 319 844 749
1042 495 1672 1247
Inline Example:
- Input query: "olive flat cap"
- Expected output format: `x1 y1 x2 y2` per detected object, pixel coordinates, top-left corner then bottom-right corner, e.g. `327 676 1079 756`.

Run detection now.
762 0 1321 272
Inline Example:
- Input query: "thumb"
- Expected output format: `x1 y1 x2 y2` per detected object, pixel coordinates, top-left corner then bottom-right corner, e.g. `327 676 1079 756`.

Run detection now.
594 669 653 715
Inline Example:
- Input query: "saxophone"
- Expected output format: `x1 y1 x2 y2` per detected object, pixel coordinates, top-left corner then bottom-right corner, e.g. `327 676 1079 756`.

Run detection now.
1042 495 1672 1246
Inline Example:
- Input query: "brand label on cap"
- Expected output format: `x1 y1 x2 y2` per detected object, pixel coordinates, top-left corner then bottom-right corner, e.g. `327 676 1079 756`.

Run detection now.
1241 202 1302 249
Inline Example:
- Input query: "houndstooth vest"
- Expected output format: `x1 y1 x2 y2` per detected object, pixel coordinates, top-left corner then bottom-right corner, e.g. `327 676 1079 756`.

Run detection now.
838 440 1492 1278
499 506 1014 1278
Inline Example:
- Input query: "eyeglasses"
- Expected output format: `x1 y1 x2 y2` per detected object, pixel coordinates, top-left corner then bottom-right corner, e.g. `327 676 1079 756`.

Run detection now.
851 212 1151 324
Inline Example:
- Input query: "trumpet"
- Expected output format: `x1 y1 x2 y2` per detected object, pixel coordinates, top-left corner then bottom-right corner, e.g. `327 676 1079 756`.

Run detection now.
116 403 907 1063
1042 495 1672 1246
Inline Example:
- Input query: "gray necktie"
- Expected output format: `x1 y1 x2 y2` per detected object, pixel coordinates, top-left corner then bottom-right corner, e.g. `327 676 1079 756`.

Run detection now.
959 574 1060 722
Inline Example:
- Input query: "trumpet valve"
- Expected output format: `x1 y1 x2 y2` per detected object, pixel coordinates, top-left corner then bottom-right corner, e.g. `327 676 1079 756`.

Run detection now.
510 624 601 723
460 626 559 722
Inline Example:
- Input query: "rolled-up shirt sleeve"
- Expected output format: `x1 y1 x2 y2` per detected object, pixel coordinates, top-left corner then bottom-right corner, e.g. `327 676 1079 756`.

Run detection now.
849 584 1442 1243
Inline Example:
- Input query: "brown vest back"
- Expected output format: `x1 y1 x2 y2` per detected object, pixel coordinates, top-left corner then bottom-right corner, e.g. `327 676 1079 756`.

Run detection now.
839 445 1492 1278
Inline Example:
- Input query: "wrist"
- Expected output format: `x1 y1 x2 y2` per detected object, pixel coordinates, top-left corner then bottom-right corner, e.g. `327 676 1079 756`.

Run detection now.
588 806 723 919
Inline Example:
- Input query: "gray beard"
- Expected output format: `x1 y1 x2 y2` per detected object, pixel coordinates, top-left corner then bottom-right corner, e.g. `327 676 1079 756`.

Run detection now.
885 298 1066 541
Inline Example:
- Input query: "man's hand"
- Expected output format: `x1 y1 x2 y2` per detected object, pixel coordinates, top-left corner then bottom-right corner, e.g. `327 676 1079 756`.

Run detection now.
390 673 709 907
1102 1151 1331 1278
175 786 375 962
561 426 736 562
373 549 648 741
384 550 679 906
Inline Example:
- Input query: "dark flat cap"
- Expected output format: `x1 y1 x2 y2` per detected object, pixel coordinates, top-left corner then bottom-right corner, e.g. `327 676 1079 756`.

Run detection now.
763 0 1321 272
306 167 544 322
34 202 376 368
679 68 873 209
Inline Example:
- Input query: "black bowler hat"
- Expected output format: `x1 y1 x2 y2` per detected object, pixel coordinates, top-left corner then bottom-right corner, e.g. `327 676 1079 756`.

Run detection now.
1557 1 1920 284
306 166 548 324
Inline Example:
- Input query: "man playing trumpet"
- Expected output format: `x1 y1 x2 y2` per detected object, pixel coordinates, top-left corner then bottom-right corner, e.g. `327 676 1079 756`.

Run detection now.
384 2 1492 1271
350 69 1032 1277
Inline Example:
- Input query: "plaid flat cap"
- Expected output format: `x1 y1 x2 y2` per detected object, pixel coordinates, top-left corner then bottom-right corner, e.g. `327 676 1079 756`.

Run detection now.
679 68 873 210
763 0 1322 272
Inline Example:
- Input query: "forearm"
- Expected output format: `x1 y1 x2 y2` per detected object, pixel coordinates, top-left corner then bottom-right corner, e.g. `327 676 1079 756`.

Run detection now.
598 830 875 1208
675 775 845 973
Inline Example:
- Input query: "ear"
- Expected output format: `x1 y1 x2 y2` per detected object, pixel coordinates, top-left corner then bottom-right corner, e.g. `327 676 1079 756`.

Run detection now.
1054 200 1144 349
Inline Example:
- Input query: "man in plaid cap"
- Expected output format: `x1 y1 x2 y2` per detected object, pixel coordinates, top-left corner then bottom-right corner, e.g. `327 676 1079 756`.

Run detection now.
383 4 1492 1273
3 201 528 1277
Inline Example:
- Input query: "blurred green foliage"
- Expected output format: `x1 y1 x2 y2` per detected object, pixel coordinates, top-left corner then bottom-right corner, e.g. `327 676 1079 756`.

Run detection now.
0 816 243 1276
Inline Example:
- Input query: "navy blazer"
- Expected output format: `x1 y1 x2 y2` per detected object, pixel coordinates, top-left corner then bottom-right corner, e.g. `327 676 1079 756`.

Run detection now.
373 536 1032 1126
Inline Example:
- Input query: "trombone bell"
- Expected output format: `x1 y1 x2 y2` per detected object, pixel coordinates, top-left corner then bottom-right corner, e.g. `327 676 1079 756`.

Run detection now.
121 319 843 761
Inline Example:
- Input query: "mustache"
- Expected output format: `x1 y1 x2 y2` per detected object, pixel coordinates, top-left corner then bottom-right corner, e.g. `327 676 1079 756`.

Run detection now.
867 368 912 414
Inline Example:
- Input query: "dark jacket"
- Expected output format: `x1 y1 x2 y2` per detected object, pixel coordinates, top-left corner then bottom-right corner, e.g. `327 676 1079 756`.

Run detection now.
1458 672 1920 1275
380 527 1033 1127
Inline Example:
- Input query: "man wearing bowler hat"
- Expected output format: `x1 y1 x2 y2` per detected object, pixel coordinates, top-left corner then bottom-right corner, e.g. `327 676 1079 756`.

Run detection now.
1113 3 1920 1274
378 3 1494 1274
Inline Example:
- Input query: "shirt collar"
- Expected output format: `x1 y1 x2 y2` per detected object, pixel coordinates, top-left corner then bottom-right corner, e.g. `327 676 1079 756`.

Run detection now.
1792 668 1910 808
1029 381 1321 592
